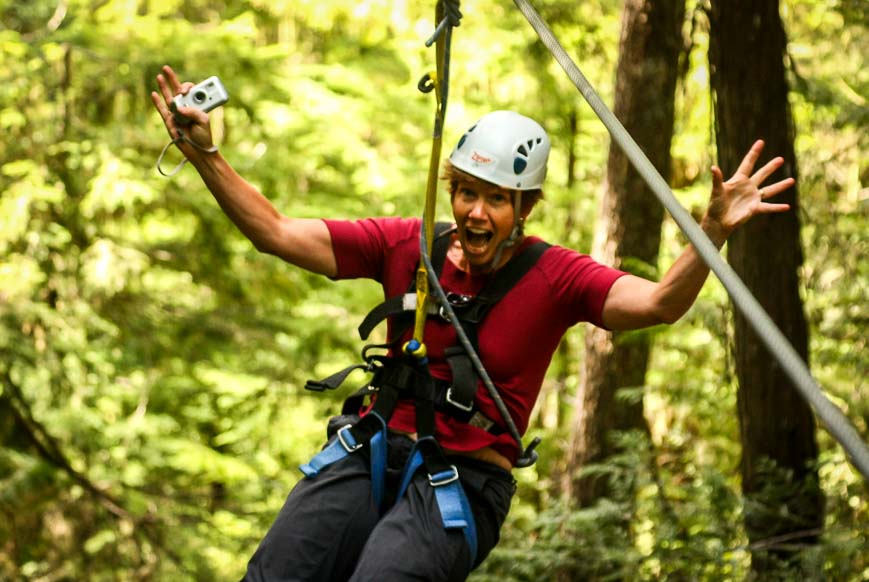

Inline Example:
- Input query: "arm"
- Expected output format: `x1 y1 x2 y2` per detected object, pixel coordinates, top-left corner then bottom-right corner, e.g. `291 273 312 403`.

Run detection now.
601 140 794 331
150 65 337 277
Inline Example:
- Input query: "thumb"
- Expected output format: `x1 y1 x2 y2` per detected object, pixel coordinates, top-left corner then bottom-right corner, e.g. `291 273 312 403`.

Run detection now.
710 165 725 195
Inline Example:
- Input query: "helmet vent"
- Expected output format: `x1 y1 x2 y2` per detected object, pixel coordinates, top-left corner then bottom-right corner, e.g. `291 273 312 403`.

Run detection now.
456 124 477 150
513 158 527 174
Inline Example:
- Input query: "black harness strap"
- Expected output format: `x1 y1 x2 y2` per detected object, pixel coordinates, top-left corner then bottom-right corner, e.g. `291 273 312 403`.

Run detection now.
441 239 550 411
362 233 550 416
305 226 550 453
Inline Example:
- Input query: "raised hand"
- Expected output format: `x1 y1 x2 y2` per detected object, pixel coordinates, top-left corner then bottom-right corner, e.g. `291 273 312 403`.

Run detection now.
150 65 215 157
704 140 794 243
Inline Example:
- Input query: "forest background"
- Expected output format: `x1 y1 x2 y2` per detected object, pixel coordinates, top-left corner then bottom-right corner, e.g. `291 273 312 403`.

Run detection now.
0 0 865 580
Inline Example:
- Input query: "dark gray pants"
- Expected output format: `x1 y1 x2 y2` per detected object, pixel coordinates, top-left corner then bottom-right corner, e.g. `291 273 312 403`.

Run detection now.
243 431 515 582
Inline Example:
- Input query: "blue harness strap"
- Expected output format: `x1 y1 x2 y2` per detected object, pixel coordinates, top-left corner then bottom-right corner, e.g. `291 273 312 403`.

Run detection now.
299 412 389 512
397 440 478 569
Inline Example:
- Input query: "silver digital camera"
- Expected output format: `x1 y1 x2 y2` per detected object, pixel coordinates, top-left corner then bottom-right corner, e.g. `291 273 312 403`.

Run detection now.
171 76 229 123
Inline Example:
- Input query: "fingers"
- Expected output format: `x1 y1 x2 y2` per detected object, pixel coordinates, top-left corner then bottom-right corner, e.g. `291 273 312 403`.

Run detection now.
756 201 791 214
157 72 174 105
735 139 765 177
162 65 183 94
759 176 795 199
156 66 195 105
710 165 724 186
752 155 786 187
175 105 209 126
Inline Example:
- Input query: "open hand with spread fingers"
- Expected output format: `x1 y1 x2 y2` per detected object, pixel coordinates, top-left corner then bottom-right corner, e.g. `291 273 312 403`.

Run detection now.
702 140 794 246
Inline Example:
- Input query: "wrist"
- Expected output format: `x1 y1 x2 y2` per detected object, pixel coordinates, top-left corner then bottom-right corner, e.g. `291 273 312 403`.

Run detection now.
700 214 730 249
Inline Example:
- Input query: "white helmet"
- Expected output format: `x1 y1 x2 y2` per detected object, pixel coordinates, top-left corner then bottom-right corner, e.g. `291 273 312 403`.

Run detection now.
448 110 550 191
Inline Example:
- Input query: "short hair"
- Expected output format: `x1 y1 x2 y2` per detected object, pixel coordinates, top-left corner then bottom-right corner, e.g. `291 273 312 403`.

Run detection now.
441 160 544 215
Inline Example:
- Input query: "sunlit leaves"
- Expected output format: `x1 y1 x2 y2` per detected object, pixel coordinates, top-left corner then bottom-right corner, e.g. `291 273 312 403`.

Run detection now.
0 0 865 580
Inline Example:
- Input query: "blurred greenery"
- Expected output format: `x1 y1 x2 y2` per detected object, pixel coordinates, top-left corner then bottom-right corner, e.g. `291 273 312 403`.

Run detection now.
0 0 865 580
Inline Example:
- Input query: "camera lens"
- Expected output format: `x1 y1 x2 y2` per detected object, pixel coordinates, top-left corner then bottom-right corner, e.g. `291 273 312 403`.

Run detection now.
193 90 208 104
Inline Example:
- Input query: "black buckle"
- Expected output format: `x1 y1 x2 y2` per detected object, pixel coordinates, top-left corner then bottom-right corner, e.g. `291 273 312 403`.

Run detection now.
445 387 474 412
438 292 474 322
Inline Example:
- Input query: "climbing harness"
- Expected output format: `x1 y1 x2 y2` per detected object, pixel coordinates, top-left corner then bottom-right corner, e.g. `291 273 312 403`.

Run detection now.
302 222 549 566
511 0 869 479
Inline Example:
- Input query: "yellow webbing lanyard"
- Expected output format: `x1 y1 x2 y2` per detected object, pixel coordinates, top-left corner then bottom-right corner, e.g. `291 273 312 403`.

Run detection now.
405 1 450 361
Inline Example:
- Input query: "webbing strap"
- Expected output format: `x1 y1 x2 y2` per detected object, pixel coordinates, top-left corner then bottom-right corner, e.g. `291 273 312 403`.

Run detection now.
398 444 478 569
409 0 461 354
512 0 869 479
419 224 542 468
299 412 389 511
357 223 453 342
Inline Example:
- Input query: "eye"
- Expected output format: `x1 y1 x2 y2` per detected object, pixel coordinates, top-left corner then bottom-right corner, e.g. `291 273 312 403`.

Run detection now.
490 193 509 205
459 187 477 201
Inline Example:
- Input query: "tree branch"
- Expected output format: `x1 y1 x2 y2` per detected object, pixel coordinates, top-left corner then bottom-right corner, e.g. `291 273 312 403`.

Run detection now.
2 371 129 519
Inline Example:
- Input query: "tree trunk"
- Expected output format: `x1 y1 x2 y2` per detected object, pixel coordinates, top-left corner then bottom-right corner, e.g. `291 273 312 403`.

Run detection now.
708 0 824 573
563 0 686 505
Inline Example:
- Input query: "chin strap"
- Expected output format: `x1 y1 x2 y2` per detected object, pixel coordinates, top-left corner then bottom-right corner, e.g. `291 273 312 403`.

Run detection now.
489 190 524 272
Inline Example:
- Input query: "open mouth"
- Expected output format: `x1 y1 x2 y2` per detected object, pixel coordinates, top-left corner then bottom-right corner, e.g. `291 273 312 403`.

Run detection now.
465 227 493 250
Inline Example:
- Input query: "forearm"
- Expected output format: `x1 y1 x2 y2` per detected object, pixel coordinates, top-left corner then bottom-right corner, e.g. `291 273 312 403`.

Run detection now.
187 150 285 254
601 142 793 331
650 214 728 323
184 150 337 276
151 66 337 276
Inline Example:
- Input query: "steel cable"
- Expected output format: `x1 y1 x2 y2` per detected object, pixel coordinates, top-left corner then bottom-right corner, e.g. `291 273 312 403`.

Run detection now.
512 0 869 479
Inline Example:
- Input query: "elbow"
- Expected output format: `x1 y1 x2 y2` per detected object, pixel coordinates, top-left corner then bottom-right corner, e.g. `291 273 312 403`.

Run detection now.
651 301 685 326
252 237 278 255
250 217 291 256
657 310 682 326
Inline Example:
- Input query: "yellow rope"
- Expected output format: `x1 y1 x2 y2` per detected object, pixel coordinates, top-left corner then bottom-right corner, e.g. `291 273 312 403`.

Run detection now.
406 1 450 360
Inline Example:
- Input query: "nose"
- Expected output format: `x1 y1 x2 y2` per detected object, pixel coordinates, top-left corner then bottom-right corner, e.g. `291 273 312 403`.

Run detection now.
467 198 487 220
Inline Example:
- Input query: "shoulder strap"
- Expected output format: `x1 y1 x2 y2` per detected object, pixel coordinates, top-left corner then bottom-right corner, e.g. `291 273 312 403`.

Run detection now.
429 221 454 276
454 240 551 326
443 239 550 414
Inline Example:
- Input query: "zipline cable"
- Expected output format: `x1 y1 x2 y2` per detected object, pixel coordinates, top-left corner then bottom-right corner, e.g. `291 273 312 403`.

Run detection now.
512 0 869 480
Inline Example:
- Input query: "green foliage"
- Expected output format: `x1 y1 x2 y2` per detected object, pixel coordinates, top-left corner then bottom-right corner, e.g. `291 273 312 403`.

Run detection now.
0 0 865 580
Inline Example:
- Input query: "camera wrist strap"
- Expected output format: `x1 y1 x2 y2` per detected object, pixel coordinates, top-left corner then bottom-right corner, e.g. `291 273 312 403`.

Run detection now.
156 128 218 177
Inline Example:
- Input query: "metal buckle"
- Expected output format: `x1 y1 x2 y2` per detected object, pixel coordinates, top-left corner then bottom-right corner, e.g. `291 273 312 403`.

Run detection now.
428 465 460 487
445 387 474 412
447 292 473 307
337 424 363 453
437 293 473 322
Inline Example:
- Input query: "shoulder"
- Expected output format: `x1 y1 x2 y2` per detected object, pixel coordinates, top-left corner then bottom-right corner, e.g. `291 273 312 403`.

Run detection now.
530 242 628 326
324 217 422 280
536 243 620 280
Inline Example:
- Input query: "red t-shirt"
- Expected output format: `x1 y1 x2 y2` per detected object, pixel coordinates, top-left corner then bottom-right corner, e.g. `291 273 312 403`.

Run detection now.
324 217 627 464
